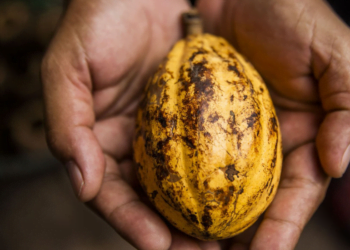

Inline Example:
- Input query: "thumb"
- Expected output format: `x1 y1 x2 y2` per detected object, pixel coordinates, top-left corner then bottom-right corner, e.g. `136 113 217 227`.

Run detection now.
312 1 350 177
42 36 105 201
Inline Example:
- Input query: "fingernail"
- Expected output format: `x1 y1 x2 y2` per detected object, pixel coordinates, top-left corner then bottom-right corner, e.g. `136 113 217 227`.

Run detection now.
66 161 84 197
341 145 350 176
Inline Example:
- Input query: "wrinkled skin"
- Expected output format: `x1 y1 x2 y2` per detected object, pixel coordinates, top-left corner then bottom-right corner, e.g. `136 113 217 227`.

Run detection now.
42 0 350 249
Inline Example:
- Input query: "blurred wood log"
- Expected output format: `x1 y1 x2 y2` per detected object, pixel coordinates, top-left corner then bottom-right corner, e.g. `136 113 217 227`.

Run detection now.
7 53 42 99
36 6 63 45
0 2 31 43
9 99 47 152
0 59 8 93
27 53 41 82
8 77 42 100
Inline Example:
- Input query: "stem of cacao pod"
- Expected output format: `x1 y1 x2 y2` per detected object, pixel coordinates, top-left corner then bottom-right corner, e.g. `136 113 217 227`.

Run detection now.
182 9 203 36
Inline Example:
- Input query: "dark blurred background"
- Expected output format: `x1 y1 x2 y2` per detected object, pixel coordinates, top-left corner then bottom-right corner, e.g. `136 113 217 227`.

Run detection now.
1 0 350 249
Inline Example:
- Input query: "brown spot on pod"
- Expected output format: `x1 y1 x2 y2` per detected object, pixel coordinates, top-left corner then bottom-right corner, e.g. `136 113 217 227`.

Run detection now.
218 166 239 185
223 186 235 206
159 78 167 86
189 60 215 98
190 214 199 224
189 49 206 61
161 91 170 104
237 132 243 149
136 163 143 170
228 52 237 60
204 132 212 138
269 184 275 196
186 209 199 224
157 137 170 150
246 112 259 128
151 190 158 199
208 112 220 123
182 136 196 149
237 188 244 194
203 179 209 189
156 162 169 181
224 164 239 181
271 137 278 169
228 111 236 131
201 206 213 230
215 189 224 196
158 111 167 128
269 116 278 133
193 179 199 189
228 64 241 76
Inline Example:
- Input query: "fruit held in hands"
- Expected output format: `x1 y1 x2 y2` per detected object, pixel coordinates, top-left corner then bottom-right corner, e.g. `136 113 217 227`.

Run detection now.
133 11 282 241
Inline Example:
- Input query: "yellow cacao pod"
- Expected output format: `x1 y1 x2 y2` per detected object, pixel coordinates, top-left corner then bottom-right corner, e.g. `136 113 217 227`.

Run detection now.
133 33 282 240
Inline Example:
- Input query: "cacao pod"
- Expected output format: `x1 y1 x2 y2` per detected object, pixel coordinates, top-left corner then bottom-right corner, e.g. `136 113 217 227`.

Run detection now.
133 21 282 240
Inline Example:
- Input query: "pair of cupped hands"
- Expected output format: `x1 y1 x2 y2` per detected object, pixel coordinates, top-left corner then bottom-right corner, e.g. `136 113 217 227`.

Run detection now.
42 0 350 249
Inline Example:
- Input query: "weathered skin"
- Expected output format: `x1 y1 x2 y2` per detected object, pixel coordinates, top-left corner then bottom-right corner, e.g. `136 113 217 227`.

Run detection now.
133 34 282 240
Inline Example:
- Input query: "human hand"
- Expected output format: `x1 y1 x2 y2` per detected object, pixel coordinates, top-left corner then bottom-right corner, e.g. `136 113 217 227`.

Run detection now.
43 0 350 249
41 1 199 249
197 0 350 248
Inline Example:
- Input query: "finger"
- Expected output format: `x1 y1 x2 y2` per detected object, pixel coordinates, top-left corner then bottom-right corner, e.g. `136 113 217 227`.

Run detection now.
308 0 350 177
196 0 225 33
269 87 322 113
92 154 171 250
250 143 330 250
317 112 350 177
168 228 222 250
169 230 202 250
276 109 322 154
42 46 105 201
93 116 135 161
